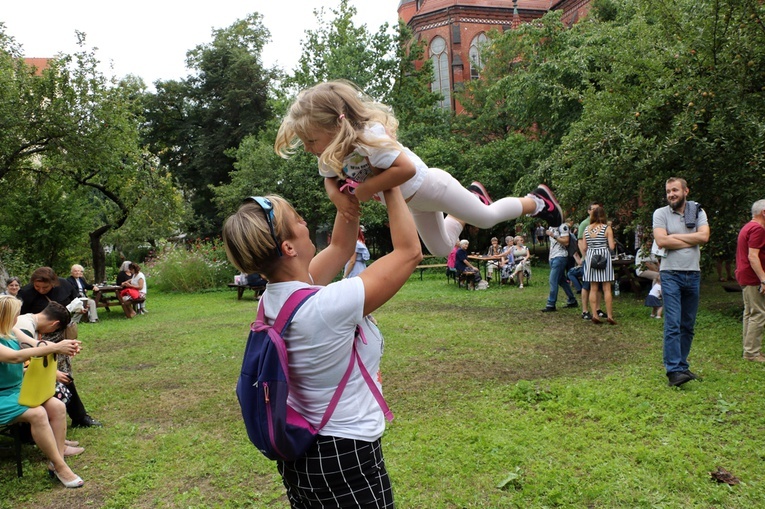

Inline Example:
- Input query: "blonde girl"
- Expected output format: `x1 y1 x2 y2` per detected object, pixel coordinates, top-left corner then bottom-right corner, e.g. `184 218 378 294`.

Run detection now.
274 80 563 256
0 295 84 487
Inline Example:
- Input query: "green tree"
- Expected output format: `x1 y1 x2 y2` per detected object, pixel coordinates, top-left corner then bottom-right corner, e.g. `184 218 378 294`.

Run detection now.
288 0 397 99
143 13 277 234
0 28 184 279
460 0 765 262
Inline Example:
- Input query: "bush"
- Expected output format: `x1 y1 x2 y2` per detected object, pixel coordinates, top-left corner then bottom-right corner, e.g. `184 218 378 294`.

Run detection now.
149 238 236 292
0 247 40 284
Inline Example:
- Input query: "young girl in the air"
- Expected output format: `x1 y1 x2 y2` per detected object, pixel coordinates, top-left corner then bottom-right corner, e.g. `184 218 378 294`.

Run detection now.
274 80 562 256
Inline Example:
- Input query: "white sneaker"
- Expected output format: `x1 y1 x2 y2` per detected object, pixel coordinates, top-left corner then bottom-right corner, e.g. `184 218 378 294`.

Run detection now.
519 284 524 289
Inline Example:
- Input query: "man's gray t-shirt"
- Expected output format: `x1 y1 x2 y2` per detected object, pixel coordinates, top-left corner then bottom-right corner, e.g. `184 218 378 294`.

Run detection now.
652 205 708 271
549 224 570 260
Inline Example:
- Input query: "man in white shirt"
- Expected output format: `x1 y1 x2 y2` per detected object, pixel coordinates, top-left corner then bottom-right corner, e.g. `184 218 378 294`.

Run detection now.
542 223 578 312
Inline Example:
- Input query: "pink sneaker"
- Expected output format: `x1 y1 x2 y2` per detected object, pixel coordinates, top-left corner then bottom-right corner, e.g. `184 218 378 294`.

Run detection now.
468 181 493 205
528 184 562 227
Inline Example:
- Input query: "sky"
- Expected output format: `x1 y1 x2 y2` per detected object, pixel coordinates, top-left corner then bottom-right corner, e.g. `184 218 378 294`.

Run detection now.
1 0 400 86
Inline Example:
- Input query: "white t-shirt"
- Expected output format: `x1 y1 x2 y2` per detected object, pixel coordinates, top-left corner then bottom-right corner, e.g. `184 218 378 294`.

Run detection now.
549 224 570 259
318 123 428 203
261 278 386 441
14 313 38 340
132 272 147 296
635 247 659 276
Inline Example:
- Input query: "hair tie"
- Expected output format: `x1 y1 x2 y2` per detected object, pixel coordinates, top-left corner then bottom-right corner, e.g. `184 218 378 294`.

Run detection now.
338 114 345 121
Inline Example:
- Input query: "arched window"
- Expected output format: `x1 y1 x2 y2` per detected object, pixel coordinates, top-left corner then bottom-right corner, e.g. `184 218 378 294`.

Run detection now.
469 33 488 80
429 36 451 109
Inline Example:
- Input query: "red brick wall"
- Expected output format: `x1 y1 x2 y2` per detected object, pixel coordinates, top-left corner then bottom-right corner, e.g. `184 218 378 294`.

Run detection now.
398 0 592 112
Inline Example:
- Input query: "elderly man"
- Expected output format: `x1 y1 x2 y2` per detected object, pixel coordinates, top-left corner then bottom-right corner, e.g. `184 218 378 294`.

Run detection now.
653 177 710 387
735 199 765 362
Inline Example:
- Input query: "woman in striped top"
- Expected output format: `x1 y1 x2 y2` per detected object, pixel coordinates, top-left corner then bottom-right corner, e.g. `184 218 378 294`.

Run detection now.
582 206 616 324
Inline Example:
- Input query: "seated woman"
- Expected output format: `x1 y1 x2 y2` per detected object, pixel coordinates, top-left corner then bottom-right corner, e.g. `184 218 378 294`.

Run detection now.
222 186 421 506
2 277 21 299
0 295 84 487
66 264 100 323
510 235 533 288
455 239 482 287
499 236 516 284
116 260 132 286
484 237 504 281
119 263 147 318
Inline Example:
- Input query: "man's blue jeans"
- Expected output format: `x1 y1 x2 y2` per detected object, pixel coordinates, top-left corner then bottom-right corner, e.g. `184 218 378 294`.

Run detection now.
661 270 700 373
547 256 576 309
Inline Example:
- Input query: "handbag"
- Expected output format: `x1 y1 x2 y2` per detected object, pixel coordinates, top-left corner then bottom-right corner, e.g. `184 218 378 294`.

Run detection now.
120 287 140 301
64 322 78 340
591 252 608 270
18 342 57 407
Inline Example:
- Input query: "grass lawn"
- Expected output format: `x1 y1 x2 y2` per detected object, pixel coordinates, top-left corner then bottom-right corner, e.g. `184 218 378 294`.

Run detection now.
1 268 762 508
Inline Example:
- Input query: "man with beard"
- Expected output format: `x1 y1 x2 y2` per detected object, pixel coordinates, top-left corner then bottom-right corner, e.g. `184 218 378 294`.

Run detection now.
653 177 710 387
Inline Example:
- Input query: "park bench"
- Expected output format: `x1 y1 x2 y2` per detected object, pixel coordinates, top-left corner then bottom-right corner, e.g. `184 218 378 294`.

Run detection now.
412 255 454 282
228 283 266 300
0 423 24 477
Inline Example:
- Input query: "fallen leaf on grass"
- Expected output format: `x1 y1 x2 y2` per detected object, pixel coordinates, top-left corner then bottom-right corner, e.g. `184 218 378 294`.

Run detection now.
496 467 522 490
710 466 740 485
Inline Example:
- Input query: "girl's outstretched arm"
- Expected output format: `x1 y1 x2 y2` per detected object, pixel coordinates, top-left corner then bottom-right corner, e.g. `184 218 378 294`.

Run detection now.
354 153 416 203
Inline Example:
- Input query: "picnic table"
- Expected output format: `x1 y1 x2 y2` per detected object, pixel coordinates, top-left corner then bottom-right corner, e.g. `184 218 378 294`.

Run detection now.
92 284 123 311
467 254 501 281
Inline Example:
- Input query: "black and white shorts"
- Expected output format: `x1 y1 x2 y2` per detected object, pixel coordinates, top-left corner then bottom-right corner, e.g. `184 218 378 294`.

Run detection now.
278 435 394 508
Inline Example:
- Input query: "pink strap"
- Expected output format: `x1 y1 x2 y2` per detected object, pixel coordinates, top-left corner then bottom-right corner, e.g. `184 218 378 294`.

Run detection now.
318 325 393 430
338 179 359 195
253 288 319 387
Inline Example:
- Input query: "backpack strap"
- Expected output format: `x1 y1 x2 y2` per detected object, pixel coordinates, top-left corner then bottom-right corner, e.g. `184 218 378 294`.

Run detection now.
272 288 320 335
317 325 393 430
253 287 319 333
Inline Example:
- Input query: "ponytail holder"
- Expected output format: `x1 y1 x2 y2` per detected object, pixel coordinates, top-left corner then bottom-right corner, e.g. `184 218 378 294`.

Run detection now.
338 114 345 121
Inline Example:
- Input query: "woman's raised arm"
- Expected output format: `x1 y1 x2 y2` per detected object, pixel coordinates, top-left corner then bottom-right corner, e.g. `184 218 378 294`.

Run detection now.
359 186 422 315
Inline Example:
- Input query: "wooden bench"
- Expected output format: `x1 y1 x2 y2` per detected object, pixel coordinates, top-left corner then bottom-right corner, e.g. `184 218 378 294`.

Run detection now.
228 283 266 300
413 263 449 281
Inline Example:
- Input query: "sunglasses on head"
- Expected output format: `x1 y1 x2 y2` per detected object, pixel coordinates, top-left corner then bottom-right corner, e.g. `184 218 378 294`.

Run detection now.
244 196 283 257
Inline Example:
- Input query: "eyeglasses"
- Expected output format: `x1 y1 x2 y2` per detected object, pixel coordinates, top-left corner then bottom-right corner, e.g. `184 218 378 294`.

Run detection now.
244 196 283 257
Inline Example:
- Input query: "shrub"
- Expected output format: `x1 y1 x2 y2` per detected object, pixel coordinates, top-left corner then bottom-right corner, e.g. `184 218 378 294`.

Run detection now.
149 238 236 292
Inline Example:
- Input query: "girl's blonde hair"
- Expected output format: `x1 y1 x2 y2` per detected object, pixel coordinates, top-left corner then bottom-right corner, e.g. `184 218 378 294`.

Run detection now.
222 195 298 279
0 295 21 337
274 80 401 177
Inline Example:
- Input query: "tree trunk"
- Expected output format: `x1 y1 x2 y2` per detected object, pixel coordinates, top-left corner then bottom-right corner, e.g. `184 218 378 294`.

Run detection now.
89 225 111 283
